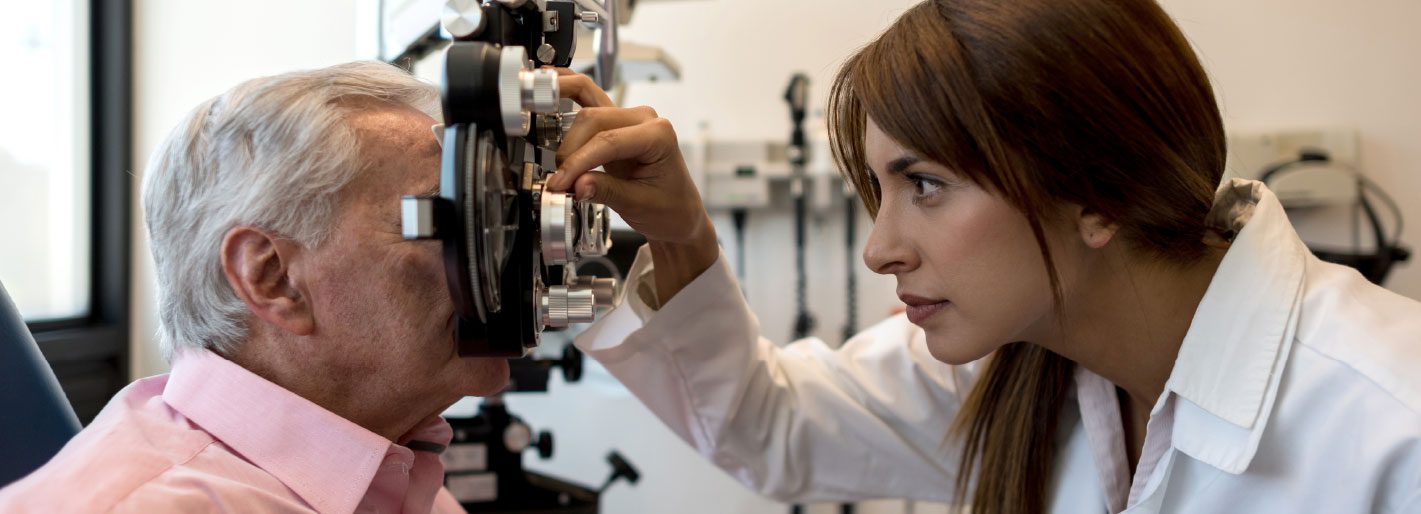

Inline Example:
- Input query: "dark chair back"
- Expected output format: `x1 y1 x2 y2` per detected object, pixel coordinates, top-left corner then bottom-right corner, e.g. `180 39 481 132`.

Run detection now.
0 281 81 487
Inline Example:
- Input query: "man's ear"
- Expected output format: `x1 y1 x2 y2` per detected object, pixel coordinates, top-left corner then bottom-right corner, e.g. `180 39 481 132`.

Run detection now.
1075 205 1120 250
220 226 314 336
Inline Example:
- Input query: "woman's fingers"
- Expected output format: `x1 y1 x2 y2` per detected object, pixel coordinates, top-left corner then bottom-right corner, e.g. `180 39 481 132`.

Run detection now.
556 106 659 163
550 118 678 192
567 169 646 213
555 70 614 108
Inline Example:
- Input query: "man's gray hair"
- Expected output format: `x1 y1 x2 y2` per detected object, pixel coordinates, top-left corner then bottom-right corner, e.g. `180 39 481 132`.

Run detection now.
142 61 440 360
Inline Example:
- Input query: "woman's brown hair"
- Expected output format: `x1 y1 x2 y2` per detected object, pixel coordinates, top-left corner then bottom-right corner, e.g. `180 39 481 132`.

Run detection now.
827 0 1226 512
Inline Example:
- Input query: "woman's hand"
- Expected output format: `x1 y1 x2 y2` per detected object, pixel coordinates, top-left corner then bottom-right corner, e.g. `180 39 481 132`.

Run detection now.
550 71 719 304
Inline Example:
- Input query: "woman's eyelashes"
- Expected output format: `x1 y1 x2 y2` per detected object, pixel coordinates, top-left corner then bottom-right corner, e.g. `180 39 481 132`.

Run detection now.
905 173 948 204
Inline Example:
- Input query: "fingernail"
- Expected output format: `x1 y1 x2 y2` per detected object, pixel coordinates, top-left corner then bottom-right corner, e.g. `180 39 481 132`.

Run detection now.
578 185 595 201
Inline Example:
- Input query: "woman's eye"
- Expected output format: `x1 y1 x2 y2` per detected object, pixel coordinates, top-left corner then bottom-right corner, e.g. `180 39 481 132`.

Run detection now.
910 174 943 198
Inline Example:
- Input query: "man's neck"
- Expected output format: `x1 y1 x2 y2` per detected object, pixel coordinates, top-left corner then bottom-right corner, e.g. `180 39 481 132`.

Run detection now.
225 338 452 441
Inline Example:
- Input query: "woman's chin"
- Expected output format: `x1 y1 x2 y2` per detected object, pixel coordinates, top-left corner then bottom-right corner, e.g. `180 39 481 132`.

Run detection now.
924 332 996 366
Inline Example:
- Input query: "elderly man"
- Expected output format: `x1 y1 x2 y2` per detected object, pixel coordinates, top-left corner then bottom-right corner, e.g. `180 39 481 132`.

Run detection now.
0 62 510 513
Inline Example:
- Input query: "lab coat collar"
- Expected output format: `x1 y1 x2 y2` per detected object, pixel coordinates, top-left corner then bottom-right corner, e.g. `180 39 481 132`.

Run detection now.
1163 179 1308 474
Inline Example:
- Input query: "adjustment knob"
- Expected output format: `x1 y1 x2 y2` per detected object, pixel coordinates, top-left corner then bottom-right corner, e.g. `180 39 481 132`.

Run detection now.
522 67 560 114
560 111 577 133
541 284 596 327
539 188 575 265
441 0 486 39
535 431 554 459
536 113 564 147
571 276 616 309
503 421 533 452
498 46 533 136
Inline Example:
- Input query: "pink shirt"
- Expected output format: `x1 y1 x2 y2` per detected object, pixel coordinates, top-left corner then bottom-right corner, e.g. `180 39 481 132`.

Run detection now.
0 350 467 514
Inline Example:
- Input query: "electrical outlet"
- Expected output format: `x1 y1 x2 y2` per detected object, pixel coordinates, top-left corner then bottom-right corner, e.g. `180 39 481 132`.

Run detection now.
1225 128 1360 208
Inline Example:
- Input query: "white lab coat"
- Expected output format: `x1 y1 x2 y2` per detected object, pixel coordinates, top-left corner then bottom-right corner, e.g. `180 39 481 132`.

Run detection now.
574 179 1421 513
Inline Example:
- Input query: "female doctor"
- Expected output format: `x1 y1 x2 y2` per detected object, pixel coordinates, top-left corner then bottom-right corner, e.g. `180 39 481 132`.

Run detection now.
548 0 1421 512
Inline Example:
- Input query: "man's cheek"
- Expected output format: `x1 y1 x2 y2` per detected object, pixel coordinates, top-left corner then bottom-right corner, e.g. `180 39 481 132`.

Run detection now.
391 249 450 308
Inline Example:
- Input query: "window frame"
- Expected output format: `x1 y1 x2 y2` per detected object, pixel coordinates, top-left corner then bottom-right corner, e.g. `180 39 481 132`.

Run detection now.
24 0 132 425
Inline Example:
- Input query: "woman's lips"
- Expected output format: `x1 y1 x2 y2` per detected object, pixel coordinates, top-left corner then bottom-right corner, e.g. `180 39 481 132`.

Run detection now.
904 301 950 325
899 294 950 325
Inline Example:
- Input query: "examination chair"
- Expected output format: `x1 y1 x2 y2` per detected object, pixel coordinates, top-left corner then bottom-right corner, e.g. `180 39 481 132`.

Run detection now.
0 281 81 487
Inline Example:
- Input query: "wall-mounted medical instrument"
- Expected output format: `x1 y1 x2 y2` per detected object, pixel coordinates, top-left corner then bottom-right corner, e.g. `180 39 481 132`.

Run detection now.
1260 149 1411 284
784 73 817 342
399 0 621 358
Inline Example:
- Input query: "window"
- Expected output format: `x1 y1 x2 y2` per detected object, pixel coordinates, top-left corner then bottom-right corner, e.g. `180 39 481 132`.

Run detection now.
1 0 131 424
1 1 92 321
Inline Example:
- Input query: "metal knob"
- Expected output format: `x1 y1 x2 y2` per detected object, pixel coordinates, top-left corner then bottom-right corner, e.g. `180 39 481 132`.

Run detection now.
536 43 557 64
536 113 564 147
522 67 560 114
442 0 486 39
571 276 617 308
540 188 575 265
504 421 532 452
498 47 533 136
541 284 596 327
579 11 600 24
560 111 577 133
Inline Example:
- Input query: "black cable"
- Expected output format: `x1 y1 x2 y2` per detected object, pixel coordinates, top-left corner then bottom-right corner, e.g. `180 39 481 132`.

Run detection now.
733 208 749 297
842 189 858 344
792 188 814 339
1259 149 1410 283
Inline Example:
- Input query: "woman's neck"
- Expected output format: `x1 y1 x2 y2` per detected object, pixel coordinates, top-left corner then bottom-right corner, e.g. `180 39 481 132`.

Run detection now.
1043 246 1226 412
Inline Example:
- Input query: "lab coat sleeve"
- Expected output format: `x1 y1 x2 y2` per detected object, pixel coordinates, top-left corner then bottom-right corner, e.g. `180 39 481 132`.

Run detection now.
575 245 978 503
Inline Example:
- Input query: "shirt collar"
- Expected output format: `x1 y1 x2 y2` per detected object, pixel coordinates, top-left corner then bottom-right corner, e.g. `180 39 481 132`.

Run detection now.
163 350 447 514
1163 178 1309 473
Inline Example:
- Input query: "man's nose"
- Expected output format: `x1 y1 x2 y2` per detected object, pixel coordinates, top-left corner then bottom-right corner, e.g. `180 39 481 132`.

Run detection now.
863 209 919 276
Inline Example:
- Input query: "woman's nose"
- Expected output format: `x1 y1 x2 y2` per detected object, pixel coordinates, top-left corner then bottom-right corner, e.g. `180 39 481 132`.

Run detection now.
863 214 918 275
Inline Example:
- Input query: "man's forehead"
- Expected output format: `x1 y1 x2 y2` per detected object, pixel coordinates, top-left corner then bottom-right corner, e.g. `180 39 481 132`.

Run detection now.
340 107 442 200
349 107 441 153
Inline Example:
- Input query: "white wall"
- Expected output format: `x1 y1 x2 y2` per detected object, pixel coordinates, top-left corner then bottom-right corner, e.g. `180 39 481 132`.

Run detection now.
130 0 361 379
1167 0 1421 299
127 0 1421 513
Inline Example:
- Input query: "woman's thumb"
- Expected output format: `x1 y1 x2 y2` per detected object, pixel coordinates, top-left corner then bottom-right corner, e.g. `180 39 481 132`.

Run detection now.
574 172 626 210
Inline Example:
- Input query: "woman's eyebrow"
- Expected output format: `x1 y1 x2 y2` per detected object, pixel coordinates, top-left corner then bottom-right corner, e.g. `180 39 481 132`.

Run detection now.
866 155 922 176
886 155 922 175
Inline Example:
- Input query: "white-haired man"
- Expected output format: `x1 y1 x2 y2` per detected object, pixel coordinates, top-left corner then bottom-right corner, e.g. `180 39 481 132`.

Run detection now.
0 62 517 513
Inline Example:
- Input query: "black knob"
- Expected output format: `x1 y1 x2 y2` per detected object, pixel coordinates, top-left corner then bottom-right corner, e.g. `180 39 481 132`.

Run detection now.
560 344 584 383
536 431 554 459
600 450 639 492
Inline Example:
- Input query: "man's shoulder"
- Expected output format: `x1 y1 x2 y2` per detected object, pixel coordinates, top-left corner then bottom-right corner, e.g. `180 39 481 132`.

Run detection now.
0 376 228 512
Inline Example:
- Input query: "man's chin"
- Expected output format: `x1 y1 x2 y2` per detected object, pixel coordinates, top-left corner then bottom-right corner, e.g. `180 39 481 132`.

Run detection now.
457 357 512 397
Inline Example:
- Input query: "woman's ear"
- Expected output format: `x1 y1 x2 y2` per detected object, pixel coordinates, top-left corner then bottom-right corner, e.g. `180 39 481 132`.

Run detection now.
220 226 315 336
1076 206 1120 249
